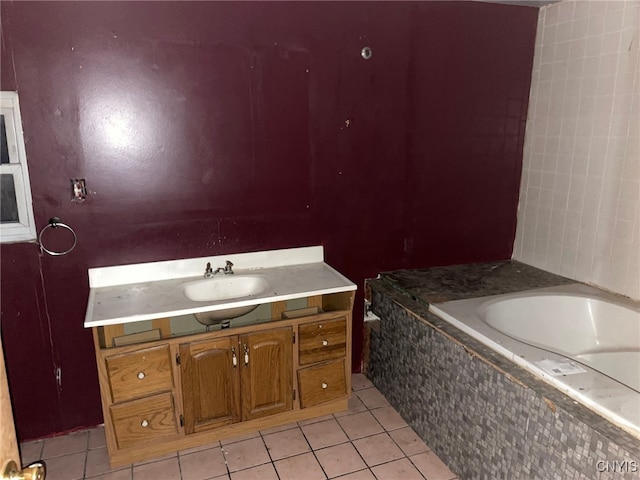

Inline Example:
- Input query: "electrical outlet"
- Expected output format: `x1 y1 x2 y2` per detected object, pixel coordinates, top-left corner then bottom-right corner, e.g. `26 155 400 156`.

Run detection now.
71 178 87 202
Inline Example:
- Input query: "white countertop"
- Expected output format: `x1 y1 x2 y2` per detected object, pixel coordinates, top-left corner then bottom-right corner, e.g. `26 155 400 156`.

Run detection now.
84 246 356 328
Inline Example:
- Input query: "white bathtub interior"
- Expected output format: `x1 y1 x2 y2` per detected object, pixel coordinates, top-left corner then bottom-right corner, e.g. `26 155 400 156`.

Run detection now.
478 293 640 392
428 283 640 440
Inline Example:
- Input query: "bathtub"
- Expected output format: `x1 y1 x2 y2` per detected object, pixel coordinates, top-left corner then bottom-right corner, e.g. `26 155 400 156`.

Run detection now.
428 283 640 440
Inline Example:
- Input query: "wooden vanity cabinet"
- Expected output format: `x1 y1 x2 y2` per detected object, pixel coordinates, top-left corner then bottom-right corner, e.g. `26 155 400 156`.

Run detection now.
92 291 354 467
179 327 293 434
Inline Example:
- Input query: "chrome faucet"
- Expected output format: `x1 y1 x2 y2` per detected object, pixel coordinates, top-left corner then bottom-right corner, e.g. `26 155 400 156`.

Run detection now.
214 260 234 275
204 260 234 277
204 262 214 278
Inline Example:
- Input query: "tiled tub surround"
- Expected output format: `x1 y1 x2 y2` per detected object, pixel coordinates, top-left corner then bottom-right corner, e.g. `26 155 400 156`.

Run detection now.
513 0 640 301
366 261 640 480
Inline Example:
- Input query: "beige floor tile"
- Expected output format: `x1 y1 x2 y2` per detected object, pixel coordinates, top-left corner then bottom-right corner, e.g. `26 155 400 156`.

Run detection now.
315 443 367 478
274 452 327 480
88 427 107 450
42 451 86 480
133 457 181 480
389 427 430 456
180 446 228 480
179 440 220 456
351 373 374 391
301 418 349 450
85 447 129 478
371 458 425 480
132 451 177 466
230 462 278 480
87 426 107 450
354 388 389 409
336 411 384 440
222 436 270 473
263 427 310 461
352 432 405 467
410 451 457 480
333 395 367 418
335 469 377 480
219 430 260 446
19 439 43 464
21 380 461 480
370 405 408 431
298 414 334 426
259 421 298 436
41 430 89 459
87 469 133 480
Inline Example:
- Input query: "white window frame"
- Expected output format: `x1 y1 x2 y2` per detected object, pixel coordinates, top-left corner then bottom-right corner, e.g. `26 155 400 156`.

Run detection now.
1 92 36 243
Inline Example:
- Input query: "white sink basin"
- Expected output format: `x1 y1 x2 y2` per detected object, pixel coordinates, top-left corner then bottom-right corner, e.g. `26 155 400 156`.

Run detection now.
183 275 270 326
194 305 259 325
183 275 269 302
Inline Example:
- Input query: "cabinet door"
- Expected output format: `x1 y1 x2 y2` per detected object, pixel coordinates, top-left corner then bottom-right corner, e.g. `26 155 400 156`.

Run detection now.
240 327 293 421
180 336 241 434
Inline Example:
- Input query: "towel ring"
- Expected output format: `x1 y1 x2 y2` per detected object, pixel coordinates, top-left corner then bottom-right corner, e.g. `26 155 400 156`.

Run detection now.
38 217 77 256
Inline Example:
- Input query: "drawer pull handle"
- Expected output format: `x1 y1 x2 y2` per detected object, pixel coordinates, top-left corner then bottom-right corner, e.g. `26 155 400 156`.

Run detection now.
322 340 329 346
231 346 237 368
243 344 249 367
137 372 145 380
141 420 149 428
322 382 328 389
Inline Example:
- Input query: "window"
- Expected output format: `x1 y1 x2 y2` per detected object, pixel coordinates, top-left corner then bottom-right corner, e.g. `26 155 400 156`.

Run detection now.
0 92 36 243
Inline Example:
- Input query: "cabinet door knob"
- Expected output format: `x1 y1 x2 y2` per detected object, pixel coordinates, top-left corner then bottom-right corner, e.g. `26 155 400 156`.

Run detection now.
322 340 328 346
231 346 237 368
243 344 249 367
321 382 328 389
137 372 145 380
141 420 149 428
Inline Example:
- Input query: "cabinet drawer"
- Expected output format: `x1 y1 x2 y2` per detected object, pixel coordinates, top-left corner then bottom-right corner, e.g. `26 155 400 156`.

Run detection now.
298 359 347 408
298 318 346 366
105 345 173 403
110 393 178 449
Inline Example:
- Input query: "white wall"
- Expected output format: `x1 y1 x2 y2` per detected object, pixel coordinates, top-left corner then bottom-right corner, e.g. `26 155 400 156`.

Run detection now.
513 0 640 300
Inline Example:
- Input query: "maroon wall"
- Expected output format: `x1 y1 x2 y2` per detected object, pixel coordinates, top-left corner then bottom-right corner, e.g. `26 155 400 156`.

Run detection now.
0 1 538 440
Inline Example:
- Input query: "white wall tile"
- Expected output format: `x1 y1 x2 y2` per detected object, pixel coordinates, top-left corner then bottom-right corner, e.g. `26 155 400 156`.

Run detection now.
514 0 640 301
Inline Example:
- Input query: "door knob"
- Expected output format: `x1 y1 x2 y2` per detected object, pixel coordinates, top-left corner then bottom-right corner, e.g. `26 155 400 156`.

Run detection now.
2 460 46 480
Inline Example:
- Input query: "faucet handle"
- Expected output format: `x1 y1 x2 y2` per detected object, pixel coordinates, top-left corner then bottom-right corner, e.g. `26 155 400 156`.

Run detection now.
224 260 234 274
204 262 213 277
